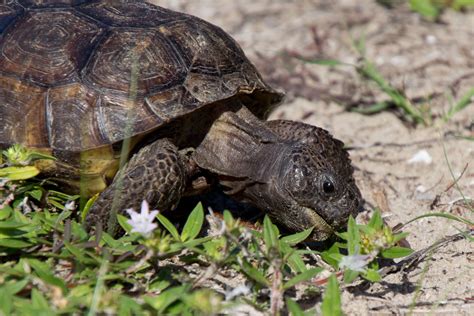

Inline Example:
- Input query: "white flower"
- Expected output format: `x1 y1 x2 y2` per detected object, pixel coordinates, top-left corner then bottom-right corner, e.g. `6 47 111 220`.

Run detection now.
225 284 251 301
339 254 371 272
0 178 8 188
64 201 76 211
126 200 159 237
18 196 32 214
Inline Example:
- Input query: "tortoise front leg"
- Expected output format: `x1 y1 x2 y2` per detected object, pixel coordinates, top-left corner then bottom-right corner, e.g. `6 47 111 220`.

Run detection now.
85 138 188 235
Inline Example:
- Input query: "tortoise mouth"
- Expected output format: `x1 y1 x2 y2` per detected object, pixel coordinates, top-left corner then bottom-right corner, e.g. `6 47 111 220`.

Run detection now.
299 207 334 241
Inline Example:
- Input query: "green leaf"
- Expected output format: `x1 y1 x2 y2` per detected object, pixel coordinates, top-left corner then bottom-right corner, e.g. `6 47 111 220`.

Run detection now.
346 216 360 255
0 220 28 229
80 194 98 221
320 243 342 268
298 57 346 67
181 236 213 248
392 232 409 244
26 151 56 162
0 289 13 315
118 295 143 316
364 269 382 282
31 288 51 310
343 269 360 284
444 88 474 121
321 274 342 316
2 279 29 295
281 227 313 246
117 214 132 234
49 199 66 210
27 258 68 294
381 246 414 259
181 202 204 242
285 298 305 316
263 215 279 253
357 60 425 124
27 189 43 201
0 166 40 180
223 210 234 227
157 213 180 241
144 285 186 312
64 242 97 265
409 0 440 19
240 259 269 287
453 0 474 9
286 251 308 273
284 267 323 290
0 205 12 220
350 101 391 115
0 238 32 248
404 212 473 227
368 210 383 230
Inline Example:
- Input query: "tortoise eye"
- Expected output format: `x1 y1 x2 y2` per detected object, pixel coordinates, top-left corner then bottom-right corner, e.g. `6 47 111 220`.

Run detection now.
322 179 335 194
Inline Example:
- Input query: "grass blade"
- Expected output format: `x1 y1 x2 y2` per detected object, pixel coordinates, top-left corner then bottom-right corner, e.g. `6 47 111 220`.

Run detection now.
321 274 342 316
263 215 279 253
444 87 474 121
357 61 425 124
280 227 313 245
283 267 323 290
403 212 473 227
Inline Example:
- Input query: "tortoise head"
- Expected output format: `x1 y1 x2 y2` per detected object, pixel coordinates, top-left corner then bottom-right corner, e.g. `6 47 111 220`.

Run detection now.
266 144 363 241
193 110 363 241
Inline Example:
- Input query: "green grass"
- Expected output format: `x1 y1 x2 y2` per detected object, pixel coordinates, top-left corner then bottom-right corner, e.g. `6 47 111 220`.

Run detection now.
0 145 416 315
376 0 474 20
1 144 471 314
300 52 473 126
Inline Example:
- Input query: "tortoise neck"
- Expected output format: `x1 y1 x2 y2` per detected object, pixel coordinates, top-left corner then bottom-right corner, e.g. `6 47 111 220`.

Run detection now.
192 105 284 182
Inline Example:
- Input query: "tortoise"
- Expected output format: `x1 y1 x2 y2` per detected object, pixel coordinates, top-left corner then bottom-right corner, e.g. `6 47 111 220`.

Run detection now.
0 0 362 241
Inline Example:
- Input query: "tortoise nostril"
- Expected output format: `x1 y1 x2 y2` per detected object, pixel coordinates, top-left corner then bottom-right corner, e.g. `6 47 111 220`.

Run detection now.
348 189 355 200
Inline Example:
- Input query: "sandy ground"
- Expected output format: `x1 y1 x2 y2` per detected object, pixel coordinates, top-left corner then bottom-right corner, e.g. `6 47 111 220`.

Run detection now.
154 1 474 314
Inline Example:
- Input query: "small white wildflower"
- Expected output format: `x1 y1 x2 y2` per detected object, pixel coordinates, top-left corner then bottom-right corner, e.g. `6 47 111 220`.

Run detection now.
64 200 76 211
217 219 226 236
407 149 432 164
0 193 14 209
18 196 32 214
0 178 8 188
225 284 251 301
339 254 371 272
126 200 159 237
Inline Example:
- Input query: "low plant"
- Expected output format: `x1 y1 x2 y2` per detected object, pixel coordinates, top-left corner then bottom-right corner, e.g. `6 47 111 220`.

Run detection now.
0 144 418 315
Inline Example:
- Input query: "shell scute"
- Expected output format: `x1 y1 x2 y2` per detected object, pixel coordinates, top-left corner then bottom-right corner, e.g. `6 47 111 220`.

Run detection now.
0 76 48 148
83 28 186 96
46 83 103 150
1 0 282 153
0 10 103 86
77 1 182 27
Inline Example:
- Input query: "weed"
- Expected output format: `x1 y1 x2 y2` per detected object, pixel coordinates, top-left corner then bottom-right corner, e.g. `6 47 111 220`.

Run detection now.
0 144 417 314
301 56 429 125
408 0 474 20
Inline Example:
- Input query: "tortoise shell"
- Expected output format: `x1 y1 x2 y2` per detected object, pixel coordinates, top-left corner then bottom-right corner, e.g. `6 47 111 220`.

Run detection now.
0 0 282 153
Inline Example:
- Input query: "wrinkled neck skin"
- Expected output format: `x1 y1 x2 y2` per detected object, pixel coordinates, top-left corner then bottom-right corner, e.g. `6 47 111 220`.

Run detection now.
193 104 283 184
193 104 334 240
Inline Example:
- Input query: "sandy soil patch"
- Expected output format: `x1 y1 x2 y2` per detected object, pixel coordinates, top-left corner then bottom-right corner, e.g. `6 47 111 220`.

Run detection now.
155 1 473 314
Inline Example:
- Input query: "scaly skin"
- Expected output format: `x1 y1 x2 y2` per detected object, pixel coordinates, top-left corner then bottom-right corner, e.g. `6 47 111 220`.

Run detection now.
85 138 187 235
